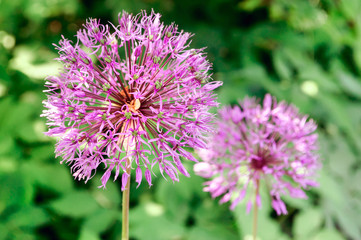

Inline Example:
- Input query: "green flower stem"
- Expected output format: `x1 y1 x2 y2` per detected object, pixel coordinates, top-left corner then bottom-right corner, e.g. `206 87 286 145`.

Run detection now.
122 159 131 240
253 178 260 240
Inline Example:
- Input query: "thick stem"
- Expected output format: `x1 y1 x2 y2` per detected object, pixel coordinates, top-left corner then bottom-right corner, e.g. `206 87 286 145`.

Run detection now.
121 159 131 240
252 178 260 240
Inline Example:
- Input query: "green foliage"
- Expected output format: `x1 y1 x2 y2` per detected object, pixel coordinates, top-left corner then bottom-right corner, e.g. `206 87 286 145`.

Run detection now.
48 191 100 218
293 208 323 239
1 0 361 239
130 202 186 240
234 187 290 240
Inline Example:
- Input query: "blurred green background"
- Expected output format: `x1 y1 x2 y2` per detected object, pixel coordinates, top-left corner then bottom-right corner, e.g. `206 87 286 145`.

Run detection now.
1 0 361 239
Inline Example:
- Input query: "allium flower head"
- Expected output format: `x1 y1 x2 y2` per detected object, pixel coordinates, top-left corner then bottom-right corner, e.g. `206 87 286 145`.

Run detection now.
194 94 319 215
42 10 221 189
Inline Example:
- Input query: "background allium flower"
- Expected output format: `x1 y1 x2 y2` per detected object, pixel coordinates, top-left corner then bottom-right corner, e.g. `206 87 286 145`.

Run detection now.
42 10 221 189
194 94 319 215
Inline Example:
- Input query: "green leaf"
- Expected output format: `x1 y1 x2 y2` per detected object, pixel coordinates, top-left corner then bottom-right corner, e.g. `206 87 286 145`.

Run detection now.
0 223 9 240
7 232 36 240
338 0 361 19
336 70 361 99
7 206 50 228
0 135 15 156
91 179 121 209
129 202 186 240
48 191 99 218
28 145 56 163
273 50 292 80
0 101 36 137
155 175 192 223
326 134 355 178
317 171 344 208
217 74 248 105
312 229 346 240
317 94 358 143
82 209 118 234
317 171 361 239
0 65 10 82
333 207 361 240
282 194 311 209
0 172 29 209
350 169 361 194
193 196 235 229
238 0 263 11
353 43 361 72
188 225 238 240
9 45 61 79
293 208 323 238
0 98 14 135
15 121 40 143
23 163 74 194
78 228 100 240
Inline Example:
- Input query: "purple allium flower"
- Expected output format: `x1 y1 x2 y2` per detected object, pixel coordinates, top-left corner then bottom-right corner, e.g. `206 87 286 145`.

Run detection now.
194 94 319 215
42 10 221 189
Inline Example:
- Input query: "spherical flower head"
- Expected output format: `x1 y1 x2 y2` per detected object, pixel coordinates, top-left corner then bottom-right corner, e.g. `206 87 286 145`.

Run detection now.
194 94 320 215
41 10 222 190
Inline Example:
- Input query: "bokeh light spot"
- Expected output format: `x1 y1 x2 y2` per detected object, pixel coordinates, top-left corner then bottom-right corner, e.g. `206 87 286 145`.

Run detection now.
301 81 319 96
145 202 164 217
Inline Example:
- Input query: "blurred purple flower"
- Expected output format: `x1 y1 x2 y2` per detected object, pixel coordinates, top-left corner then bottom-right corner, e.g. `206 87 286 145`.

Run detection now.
42 10 221 189
194 94 320 215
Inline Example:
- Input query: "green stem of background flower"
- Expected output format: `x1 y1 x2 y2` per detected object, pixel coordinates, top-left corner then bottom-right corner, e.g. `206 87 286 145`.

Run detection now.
253 178 260 240
122 159 131 240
